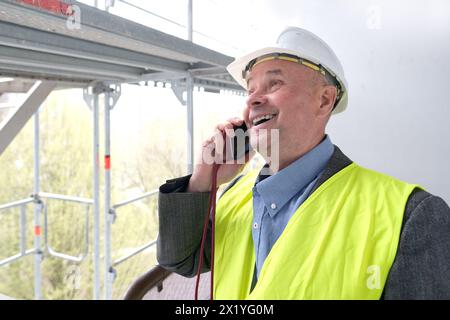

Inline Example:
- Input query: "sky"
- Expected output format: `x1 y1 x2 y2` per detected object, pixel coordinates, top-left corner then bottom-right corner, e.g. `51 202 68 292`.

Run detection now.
72 0 450 202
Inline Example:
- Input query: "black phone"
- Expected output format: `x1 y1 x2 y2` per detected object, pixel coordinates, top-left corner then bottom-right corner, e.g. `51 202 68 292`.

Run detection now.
227 122 251 161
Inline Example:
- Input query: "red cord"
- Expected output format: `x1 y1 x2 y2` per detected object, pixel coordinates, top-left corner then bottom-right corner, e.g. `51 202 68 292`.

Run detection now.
195 163 220 300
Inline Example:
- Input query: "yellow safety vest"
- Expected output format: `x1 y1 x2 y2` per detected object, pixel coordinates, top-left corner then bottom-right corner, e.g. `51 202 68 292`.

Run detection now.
214 162 419 299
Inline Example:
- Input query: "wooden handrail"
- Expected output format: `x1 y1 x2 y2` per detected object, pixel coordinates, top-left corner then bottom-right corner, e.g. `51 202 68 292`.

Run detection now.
123 265 172 300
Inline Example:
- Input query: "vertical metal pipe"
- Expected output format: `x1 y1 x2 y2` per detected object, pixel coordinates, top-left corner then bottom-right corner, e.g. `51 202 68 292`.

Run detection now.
20 205 26 255
92 93 101 300
33 107 42 300
187 0 194 172
188 0 193 42
104 91 112 300
186 75 194 174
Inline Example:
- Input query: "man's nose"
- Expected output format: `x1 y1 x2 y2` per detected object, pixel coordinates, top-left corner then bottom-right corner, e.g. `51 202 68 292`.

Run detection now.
247 93 268 108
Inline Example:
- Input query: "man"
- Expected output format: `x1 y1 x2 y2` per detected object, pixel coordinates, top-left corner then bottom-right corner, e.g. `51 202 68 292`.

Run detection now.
157 27 450 299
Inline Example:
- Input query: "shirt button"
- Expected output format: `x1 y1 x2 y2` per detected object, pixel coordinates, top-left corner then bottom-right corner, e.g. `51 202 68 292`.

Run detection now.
271 203 277 209
253 222 258 229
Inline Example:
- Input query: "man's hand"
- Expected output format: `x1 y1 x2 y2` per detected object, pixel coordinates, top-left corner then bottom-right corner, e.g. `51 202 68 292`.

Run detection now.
187 117 254 192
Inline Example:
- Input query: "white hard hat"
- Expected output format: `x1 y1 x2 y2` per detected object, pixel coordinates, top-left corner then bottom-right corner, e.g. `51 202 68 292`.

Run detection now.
227 27 348 114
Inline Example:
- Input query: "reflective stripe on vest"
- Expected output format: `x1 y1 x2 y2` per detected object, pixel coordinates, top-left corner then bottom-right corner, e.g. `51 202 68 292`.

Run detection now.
214 163 420 299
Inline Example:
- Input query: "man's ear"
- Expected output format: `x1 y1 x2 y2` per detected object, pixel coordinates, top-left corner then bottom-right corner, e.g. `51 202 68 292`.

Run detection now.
318 85 337 117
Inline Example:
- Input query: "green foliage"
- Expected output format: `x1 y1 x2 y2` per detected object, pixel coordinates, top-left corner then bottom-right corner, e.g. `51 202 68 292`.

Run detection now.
0 87 179 299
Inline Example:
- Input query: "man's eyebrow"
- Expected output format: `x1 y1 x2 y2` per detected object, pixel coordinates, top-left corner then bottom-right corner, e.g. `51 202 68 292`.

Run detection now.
266 69 283 76
246 69 284 86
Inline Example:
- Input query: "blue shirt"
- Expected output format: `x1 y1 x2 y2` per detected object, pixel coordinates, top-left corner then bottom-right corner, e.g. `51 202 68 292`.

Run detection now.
251 135 334 277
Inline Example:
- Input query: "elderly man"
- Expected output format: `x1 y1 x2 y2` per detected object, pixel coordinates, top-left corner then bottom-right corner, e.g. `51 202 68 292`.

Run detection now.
157 27 450 299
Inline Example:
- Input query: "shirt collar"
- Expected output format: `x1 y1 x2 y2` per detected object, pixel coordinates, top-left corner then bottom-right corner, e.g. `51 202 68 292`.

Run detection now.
254 135 334 217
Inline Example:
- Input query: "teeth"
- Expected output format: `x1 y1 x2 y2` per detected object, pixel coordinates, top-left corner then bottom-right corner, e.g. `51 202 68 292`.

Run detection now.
252 114 276 125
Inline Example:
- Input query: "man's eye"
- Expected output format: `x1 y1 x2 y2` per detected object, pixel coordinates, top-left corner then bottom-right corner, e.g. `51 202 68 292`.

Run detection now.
270 80 282 87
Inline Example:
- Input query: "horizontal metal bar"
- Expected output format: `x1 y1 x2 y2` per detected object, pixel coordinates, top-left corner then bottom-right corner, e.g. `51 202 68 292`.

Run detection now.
0 70 91 87
0 198 34 211
0 46 142 81
195 76 245 89
189 66 229 77
108 71 190 86
112 190 158 210
193 78 245 93
39 192 93 205
46 247 85 263
135 71 189 82
112 240 157 267
0 249 36 267
0 24 190 72
0 64 113 84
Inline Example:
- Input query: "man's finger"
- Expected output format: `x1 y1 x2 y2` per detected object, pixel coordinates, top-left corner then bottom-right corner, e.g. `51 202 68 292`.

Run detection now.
227 117 244 126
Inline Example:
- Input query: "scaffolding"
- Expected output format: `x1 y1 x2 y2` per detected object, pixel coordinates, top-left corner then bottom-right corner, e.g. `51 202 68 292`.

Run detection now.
0 0 244 299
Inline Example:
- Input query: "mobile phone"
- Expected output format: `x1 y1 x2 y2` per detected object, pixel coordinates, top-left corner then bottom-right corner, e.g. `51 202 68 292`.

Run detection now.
228 122 251 161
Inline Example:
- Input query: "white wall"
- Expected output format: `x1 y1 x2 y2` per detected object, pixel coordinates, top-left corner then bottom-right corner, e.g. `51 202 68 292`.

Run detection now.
261 0 450 203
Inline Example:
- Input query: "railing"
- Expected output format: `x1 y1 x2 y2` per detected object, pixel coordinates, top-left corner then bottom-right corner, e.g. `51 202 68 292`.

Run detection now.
0 190 158 299
123 265 211 300
104 189 159 299
0 197 35 267
123 264 171 300
40 192 92 263
0 193 92 266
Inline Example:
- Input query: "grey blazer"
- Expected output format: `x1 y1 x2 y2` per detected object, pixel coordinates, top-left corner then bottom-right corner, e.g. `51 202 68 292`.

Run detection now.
157 146 450 299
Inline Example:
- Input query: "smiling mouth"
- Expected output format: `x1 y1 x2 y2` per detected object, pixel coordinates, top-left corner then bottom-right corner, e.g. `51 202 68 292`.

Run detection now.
252 113 277 127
